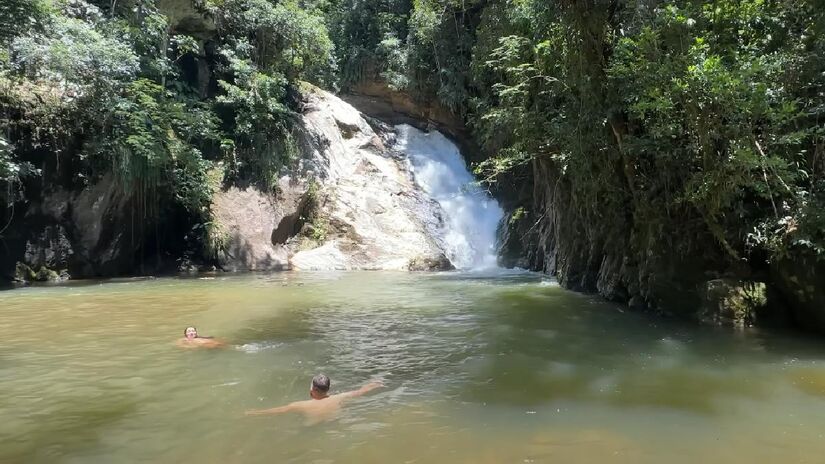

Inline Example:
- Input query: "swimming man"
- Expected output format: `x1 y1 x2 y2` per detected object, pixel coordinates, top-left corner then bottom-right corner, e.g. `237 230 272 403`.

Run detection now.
245 374 383 424
177 326 225 348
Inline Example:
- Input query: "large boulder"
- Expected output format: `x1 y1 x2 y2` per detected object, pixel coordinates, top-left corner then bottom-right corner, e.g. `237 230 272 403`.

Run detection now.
288 88 451 270
23 224 74 274
11 174 134 280
204 88 457 272
209 180 305 272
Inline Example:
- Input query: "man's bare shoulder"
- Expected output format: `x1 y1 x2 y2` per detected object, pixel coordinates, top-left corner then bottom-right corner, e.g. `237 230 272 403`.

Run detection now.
286 399 317 409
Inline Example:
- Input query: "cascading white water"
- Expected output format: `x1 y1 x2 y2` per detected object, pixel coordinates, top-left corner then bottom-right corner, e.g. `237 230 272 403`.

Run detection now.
394 124 504 270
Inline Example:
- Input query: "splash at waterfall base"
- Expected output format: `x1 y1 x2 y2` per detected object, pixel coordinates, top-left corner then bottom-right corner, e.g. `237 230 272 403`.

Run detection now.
208 88 503 272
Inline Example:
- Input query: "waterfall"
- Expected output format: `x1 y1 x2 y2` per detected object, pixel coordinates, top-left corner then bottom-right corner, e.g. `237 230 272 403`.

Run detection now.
394 124 504 270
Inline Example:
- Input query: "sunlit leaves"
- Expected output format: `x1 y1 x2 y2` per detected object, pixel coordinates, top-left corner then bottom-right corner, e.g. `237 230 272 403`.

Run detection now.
376 33 409 90
11 14 139 97
212 0 334 84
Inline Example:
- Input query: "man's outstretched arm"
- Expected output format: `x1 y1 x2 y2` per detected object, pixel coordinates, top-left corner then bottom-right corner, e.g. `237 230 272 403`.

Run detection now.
338 381 385 400
245 403 296 416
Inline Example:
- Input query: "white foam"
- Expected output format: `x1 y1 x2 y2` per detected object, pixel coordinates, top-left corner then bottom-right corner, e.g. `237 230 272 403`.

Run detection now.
394 125 504 270
237 342 283 353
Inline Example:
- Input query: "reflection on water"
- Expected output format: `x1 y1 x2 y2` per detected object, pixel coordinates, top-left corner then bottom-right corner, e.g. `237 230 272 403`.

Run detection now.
2 271 825 463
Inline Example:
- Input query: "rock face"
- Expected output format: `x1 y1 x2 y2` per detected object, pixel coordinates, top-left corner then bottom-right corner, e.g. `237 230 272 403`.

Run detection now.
66 174 132 275
157 0 215 38
512 156 820 332
291 89 450 270
2 88 458 282
3 173 139 282
341 80 485 165
772 253 825 332
23 225 73 275
343 81 465 143
520 159 737 319
210 184 297 271
208 88 454 272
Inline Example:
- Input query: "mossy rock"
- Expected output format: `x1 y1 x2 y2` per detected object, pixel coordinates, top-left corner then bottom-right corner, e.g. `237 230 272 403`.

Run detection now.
33 266 60 282
14 262 68 283
699 279 768 327
14 262 36 282
407 254 454 271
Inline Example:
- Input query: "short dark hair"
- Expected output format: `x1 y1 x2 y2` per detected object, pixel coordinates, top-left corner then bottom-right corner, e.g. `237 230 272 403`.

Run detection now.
184 326 196 336
312 374 330 392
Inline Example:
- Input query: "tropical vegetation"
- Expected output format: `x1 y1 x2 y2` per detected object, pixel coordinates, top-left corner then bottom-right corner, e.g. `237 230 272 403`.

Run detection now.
2 0 823 310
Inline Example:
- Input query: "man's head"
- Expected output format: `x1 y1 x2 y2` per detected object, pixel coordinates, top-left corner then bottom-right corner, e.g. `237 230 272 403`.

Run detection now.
310 374 331 399
184 327 198 339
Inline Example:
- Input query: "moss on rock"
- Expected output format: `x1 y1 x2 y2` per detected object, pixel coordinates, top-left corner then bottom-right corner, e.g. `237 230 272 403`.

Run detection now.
14 262 68 283
14 262 36 282
699 279 769 327
407 254 454 271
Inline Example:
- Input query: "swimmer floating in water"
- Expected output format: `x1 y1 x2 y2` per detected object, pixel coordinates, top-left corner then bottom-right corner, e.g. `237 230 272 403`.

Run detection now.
245 374 383 424
176 326 225 348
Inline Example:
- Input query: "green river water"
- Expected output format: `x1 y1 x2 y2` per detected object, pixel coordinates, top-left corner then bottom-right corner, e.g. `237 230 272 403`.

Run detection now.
2 271 825 463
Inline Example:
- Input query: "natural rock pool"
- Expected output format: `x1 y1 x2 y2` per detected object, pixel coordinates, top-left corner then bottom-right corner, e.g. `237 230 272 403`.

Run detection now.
3 271 825 463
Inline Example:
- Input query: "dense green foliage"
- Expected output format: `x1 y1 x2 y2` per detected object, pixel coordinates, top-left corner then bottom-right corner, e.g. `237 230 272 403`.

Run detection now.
330 0 825 272
2 0 823 282
0 0 334 256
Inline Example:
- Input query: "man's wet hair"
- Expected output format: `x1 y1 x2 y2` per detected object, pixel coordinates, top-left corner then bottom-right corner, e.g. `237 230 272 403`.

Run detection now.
184 326 196 336
312 374 331 392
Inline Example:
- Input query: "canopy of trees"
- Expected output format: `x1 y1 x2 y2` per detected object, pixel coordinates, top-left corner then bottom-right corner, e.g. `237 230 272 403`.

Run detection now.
1 0 334 252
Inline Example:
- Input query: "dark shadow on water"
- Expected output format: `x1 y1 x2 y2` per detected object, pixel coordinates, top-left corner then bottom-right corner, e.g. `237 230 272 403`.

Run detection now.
455 285 785 415
232 309 318 344
2 391 140 464
226 272 825 416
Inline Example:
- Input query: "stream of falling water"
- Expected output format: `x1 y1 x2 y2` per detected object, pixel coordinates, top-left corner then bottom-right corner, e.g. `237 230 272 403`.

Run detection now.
394 124 504 270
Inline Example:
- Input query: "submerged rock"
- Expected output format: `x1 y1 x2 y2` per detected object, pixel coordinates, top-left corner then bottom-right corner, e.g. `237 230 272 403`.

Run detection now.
788 367 825 398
